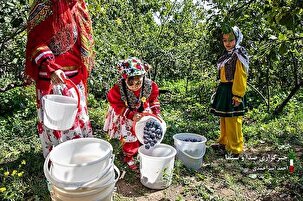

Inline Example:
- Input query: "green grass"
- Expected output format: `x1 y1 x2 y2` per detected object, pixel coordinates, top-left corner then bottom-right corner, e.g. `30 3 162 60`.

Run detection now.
0 81 303 200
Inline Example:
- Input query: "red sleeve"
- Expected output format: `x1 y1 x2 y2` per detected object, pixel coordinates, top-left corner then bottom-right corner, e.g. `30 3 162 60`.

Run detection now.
31 45 61 75
107 84 136 120
149 81 160 115
25 2 56 80
42 59 61 74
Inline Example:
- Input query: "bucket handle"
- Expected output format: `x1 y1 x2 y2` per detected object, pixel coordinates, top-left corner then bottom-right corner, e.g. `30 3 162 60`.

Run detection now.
64 79 81 112
178 145 206 160
76 155 120 190
44 153 116 190
45 78 81 112
81 164 120 190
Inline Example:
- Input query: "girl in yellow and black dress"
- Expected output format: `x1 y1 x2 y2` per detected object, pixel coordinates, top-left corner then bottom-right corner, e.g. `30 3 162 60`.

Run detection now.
210 26 249 156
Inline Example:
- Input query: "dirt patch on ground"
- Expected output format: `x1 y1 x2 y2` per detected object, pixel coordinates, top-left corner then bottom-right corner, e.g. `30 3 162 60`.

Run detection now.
113 143 303 201
115 179 188 201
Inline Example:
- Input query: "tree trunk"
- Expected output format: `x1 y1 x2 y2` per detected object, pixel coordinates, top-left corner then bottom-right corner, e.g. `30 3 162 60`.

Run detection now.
266 57 271 112
274 81 303 115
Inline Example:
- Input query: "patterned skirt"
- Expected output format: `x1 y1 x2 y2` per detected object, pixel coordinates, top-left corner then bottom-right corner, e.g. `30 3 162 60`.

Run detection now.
36 81 93 158
210 82 246 117
103 106 137 143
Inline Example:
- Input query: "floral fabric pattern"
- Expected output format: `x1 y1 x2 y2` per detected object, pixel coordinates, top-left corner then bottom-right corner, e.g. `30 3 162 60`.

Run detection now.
103 106 137 143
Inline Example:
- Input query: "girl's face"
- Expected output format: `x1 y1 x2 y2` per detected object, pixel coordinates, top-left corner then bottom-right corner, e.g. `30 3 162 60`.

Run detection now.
126 75 144 91
222 32 236 51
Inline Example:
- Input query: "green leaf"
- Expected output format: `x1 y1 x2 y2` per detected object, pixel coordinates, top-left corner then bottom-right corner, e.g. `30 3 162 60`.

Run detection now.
278 33 287 41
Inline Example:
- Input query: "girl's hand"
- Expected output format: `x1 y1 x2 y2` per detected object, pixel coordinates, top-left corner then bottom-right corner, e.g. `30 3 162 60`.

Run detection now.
133 112 142 122
50 69 66 85
232 99 240 107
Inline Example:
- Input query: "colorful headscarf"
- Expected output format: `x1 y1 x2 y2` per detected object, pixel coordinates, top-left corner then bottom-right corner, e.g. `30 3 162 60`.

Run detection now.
117 57 150 79
217 26 249 81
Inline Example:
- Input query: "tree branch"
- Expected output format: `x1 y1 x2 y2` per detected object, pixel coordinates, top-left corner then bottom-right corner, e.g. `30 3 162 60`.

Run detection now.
0 82 25 93
0 23 26 53
274 81 303 115
247 82 269 107
228 0 257 14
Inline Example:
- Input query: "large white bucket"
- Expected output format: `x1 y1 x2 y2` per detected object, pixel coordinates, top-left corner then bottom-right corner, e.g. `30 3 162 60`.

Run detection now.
134 114 166 149
50 165 120 201
173 133 207 170
138 144 176 190
42 79 80 130
44 154 114 190
46 138 113 183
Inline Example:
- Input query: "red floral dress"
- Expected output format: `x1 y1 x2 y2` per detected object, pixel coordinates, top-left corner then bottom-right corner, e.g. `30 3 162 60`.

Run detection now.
25 0 94 157
103 78 160 156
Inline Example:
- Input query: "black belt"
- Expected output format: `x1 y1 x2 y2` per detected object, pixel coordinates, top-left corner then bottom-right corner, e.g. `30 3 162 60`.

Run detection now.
219 82 233 85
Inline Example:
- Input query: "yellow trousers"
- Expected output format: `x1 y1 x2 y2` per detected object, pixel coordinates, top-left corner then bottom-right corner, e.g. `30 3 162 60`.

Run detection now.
218 116 243 154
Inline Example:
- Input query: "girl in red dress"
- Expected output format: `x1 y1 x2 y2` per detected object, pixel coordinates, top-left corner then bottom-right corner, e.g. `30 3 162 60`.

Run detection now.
104 57 161 169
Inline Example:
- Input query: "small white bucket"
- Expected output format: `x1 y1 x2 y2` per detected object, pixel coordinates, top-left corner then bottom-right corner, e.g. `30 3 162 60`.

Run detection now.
138 144 176 190
134 114 166 147
42 79 80 131
47 138 113 183
173 133 207 170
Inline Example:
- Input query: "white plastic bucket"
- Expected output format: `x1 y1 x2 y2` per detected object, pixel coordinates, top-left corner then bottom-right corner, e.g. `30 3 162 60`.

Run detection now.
50 165 120 201
44 154 114 190
173 133 207 170
42 79 80 130
138 144 176 189
134 114 166 147
47 138 113 183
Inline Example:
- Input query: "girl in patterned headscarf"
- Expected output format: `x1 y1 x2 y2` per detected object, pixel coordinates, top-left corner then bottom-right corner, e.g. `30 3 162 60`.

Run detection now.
25 0 95 158
104 57 161 170
210 26 249 157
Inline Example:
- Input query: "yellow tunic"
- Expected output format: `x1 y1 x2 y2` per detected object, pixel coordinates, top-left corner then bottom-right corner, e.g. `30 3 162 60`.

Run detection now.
220 59 247 102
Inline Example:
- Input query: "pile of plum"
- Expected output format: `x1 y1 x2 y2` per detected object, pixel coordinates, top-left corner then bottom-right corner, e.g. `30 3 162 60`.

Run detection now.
143 119 163 149
181 138 202 142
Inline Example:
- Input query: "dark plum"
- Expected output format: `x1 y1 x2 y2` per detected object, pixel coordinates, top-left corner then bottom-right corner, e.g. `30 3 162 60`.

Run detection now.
142 118 164 149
